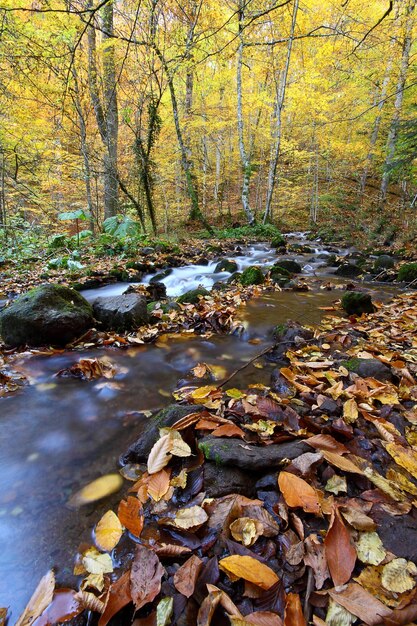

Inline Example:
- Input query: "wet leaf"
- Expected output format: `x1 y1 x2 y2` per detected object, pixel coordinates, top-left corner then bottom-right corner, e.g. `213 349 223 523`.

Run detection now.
382 558 417 593
355 532 386 565
165 505 208 530
98 571 132 626
321 451 363 475
82 548 113 575
118 496 144 537
196 587 222 625
147 469 171 502
130 545 164 610
324 508 356 586
219 555 279 590
68 474 123 507
147 435 173 475
173 555 203 597
15 570 55 626
75 591 105 613
278 471 320 514
156 597 173 626
340 507 376 532
384 442 417 481
325 599 356 626
230 612 283 625
170 469 188 488
212 423 246 438
304 534 329 590
284 593 305 626
95 510 123 552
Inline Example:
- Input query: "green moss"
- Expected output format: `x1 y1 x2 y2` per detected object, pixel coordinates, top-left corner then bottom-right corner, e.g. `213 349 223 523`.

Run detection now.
341 357 362 372
341 291 374 315
398 262 417 283
177 287 210 304
271 235 286 248
240 266 264 286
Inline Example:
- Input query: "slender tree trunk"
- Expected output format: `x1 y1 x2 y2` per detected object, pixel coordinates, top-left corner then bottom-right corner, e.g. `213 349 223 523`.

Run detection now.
380 0 415 204
263 0 299 223
0 145 6 234
237 3 255 225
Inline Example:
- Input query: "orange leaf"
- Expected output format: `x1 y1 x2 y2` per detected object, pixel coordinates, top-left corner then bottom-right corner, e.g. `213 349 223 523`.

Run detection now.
328 582 391 625
306 434 349 455
219 555 279 590
324 508 356 586
147 469 171 502
322 451 364 475
98 571 131 626
173 555 203 597
118 496 144 537
211 424 245 438
278 472 320 514
284 593 306 626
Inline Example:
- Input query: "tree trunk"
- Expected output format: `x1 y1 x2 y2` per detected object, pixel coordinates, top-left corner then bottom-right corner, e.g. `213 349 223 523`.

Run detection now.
380 0 415 204
263 0 299 223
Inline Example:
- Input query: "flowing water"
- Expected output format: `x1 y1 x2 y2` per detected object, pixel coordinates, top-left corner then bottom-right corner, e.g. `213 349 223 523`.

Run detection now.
0 237 397 617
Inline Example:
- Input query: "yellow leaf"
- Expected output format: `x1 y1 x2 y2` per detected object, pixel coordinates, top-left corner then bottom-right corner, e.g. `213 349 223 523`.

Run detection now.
343 399 359 424
322 451 364 475
219 555 279 590
384 442 417 481
82 547 113 575
382 558 417 593
147 434 173 475
68 474 123 507
229 517 264 547
170 469 188 488
167 505 208 530
95 510 123 552
15 570 55 626
355 532 386 565
278 471 321 514
325 474 347 495
190 385 218 399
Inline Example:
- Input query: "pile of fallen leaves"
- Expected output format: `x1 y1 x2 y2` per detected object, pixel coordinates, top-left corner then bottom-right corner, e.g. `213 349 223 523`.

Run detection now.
9 292 417 626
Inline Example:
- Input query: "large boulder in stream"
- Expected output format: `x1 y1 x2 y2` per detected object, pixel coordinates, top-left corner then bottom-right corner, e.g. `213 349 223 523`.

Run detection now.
0 284 94 347
93 293 148 331
240 266 264 286
215 259 238 273
335 263 362 278
272 259 302 274
177 287 210 304
341 291 375 316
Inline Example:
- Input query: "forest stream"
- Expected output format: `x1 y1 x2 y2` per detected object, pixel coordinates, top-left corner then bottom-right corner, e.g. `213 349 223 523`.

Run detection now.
0 235 400 617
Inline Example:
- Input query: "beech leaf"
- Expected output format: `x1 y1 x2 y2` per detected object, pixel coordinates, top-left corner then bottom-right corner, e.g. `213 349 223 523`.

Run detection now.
15 570 55 626
278 471 320 514
95 510 123 552
219 555 279 590
324 508 356 586
130 545 164 610
147 435 173 475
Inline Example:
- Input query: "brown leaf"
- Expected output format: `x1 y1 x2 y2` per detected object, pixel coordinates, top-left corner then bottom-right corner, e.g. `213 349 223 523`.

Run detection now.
304 534 329 590
237 612 283 625
15 570 55 626
278 472 320 514
98 571 132 626
130 545 164 610
322 450 364 475
147 435 173 475
147 469 171 502
152 544 192 557
118 496 144 537
173 555 203 598
324 508 356 586
328 582 391 625
284 593 306 626
197 588 222 626
211 424 246 438
26 590 82 626
306 434 349 455
219 555 279 590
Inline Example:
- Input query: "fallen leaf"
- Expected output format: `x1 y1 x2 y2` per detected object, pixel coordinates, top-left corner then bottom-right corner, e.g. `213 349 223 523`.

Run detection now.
382 558 417 593
322 451 363 475
147 469 171 502
156 597 173 626
284 593 306 626
328 582 391 625
212 423 246 438
196 587 222 625
304 534 329 590
324 508 356 586
95 510 123 552
306 434 349 455
325 598 356 626
173 555 203 597
147 435 173 475
343 398 359 424
75 591 105 613
130 545 164 610
165 505 208 530
229 517 264 547
68 474 123 507
355 532 386 565
219 555 279 590
340 507 376 532
278 472 320 514
82 548 113 575
15 570 55 626
98 571 132 626
384 442 417 481
118 496 144 537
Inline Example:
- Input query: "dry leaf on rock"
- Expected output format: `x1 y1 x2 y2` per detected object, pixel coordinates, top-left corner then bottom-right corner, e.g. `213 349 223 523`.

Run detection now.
212 423 246 438
95 510 123 552
130 545 164 610
147 435 173 475
68 474 123 507
355 532 386 565
278 471 320 514
382 558 417 593
306 434 349 455
219 555 279 590
173 555 203 597
15 570 55 626
324 508 356 587
118 496 144 537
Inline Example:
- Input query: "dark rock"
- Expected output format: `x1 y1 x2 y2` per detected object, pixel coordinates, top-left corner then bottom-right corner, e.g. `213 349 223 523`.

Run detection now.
268 322 314 363
177 287 210 304
0 284 94 347
372 509 417 562
93 293 148 331
212 281 229 291
203 462 255 497
126 261 149 272
270 369 293 395
147 281 167 301
373 255 395 271
227 272 242 284
198 436 309 471
335 263 362 278
341 291 375 316
272 259 302 274
214 259 238 273
343 357 392 382
270 235 286 249
240 266 264 286
120 404 203 464
140 246 155 255
195 258 209 266
255 473 278 490
150 268 173 283
288 244 313 254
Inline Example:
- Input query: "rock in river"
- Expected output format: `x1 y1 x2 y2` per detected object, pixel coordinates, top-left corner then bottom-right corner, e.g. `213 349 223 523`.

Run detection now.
0 284 94 347
93 293 148 331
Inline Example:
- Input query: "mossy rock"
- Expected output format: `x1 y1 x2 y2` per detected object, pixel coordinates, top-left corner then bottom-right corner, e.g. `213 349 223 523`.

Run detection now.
397 262 417 283
214 259 238 273
240 266 264 286
335 264 362 278
227 272 242 284
272 259 302 274
109 267 130 281
270 235 286 249
177 287 210 304
149 268 172 283
206 244 223 254
0 284 94 347
341 291 375 316
373 255 395 271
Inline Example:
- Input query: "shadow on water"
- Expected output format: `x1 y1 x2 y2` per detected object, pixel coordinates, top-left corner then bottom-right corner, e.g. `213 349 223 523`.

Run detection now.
0 263 399 616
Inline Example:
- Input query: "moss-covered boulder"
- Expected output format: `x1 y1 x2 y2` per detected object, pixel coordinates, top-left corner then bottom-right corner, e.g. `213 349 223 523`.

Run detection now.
214 259 238 273
398 262 417 283
272 259 302 274
240 266 264 286
227 272 242 284
341 291 375 316
373 255 395 271
270 234 286 249
0 284 94 347
335 263 362 278
177 287 210 304
149 268 172 283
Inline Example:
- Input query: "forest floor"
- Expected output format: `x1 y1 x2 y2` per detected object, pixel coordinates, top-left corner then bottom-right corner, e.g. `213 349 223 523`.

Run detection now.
8 269 417 625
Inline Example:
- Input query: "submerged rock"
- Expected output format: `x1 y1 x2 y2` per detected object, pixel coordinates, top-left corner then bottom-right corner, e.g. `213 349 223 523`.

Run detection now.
342 357 392 382
0 284 94 347
150 268 173 283
373 255 395 271
198 436 309 471
341 291 374 316
93 294 148 331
